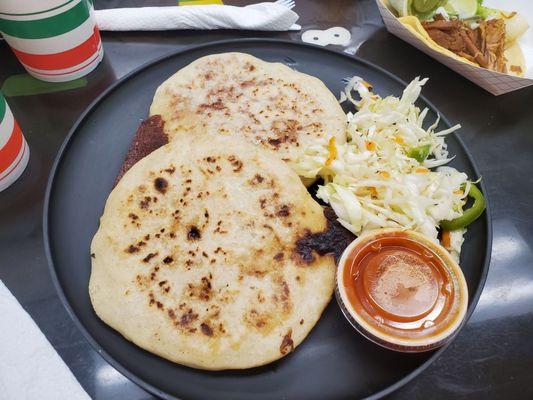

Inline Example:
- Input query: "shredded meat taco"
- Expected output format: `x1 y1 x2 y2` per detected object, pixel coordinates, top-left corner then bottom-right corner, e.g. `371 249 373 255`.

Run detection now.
423 15 507 73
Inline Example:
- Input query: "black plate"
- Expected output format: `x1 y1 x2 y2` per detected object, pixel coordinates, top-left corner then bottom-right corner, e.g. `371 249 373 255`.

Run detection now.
44 39 491 400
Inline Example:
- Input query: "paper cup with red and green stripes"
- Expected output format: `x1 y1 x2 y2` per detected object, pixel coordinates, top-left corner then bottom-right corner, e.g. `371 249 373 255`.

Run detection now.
0 93 29 192
0 0 103 82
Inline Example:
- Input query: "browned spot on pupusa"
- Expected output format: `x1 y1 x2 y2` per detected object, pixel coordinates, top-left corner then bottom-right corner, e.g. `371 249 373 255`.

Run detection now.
207 304 221 319
139 196 151 209
265 119 302 150
149 265 160 281
172 305 198 328
268 138 281 148
178 309 198 327
200 322 214 336
244 62 256 72
294 206 355 264
159 279 171 293
142 252 158 263
244 308 277 333
148 292 156 306
186 275 212 301
187 226 201 241
168 309 176 320
227 155 243 172
240 79 256 88
249 174 264 185
213 220 227 234
280 329 294 355
276 204 291 218
126 245 139 253
199 276 212 300
135 274 147 288
277 279 291 314
198 98 226 112
154 177 168 194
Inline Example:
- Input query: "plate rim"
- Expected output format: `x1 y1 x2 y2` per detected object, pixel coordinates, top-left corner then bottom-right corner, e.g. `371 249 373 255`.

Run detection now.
42 37 493 400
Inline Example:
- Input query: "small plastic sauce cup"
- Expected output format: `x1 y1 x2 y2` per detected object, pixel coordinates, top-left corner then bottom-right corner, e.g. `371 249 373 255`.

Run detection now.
335 229 468 352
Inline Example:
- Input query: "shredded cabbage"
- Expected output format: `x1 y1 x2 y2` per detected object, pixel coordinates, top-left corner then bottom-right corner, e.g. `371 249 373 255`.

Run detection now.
295 76 468 253
448 228 466 261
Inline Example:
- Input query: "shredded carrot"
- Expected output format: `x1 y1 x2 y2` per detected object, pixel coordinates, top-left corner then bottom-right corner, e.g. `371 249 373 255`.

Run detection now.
441 230 451 249
394 136 404 145
415 167 429 174
365 140 376 151
379 170 390 179
369 187 378 198
453 189 463 195
362 80 373 89
325 137 337 166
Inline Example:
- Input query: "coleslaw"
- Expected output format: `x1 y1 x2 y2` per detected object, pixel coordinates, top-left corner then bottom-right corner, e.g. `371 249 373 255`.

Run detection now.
295 76 472 258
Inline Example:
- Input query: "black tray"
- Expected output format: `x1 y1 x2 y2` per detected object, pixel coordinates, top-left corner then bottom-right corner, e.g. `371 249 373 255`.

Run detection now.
43 39 491 400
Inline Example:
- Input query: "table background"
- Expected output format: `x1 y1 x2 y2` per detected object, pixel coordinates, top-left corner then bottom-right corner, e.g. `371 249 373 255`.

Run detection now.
1 0 532 398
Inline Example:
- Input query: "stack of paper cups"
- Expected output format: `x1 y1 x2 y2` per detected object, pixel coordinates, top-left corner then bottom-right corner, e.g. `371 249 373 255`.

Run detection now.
0 93 29 192
0 0 103 82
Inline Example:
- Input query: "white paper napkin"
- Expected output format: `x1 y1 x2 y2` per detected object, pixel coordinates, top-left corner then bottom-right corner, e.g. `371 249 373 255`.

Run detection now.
95 1 300 32
0 280 90 400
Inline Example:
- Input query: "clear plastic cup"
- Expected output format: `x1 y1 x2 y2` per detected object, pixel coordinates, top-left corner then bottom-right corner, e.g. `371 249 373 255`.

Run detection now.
336 229 468 352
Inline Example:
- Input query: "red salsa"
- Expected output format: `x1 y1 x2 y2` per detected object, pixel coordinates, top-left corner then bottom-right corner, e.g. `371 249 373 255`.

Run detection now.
341 230 466 347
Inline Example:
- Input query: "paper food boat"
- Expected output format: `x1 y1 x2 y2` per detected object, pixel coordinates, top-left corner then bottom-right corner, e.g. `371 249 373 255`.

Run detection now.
376 0 533 95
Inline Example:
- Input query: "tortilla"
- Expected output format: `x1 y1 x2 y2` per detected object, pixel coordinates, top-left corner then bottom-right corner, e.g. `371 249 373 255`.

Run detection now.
89 133 336 370
149 52 347 180
504 40 526 76
398 15 525 76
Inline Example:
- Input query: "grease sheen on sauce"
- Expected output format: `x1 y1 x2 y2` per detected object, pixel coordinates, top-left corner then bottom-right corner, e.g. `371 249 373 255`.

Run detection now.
343 232 455 339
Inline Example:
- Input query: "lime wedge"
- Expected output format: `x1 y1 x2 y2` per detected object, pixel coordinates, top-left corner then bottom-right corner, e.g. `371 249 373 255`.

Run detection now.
411 0 443 15
388 0 409 17
443 4 457 15
446 0 478 19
